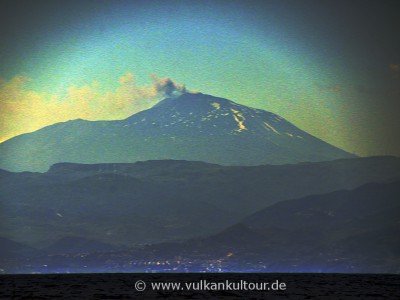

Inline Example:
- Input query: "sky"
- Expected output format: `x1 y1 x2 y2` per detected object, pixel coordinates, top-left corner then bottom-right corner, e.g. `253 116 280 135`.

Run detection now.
0 0 399 156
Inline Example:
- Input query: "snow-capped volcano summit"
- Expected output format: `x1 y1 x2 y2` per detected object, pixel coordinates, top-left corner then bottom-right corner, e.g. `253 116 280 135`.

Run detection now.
0 92 354 172
128 92 308 137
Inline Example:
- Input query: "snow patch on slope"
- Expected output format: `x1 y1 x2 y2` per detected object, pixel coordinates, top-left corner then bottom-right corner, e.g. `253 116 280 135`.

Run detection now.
211 102 221 110
263 122 280 134
231 109 247 132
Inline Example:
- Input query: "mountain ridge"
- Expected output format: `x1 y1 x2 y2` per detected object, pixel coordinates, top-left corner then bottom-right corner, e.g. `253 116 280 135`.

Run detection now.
1 156 399 247
138 180 400 273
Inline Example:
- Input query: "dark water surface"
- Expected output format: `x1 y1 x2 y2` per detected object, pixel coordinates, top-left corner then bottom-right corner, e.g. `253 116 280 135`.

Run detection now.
1 273 399 299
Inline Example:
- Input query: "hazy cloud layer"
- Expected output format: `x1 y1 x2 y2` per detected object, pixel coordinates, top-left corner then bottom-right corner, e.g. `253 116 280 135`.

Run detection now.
0 73 187 142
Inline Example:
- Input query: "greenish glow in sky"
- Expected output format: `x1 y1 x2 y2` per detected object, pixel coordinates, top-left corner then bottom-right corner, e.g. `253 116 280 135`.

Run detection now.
1 0 399 156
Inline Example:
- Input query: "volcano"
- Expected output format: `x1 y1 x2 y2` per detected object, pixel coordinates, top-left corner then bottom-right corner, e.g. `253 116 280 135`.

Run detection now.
0 92 354 171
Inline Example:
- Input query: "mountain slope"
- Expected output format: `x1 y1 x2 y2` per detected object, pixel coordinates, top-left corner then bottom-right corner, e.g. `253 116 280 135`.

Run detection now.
143 181 400 273
243 181 400 232
0 92 353 172
43 236 119 255
0 237 41 260
1 156 399 247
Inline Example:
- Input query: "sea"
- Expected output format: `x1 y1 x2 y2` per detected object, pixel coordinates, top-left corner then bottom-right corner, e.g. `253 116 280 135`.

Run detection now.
1 273 399 299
